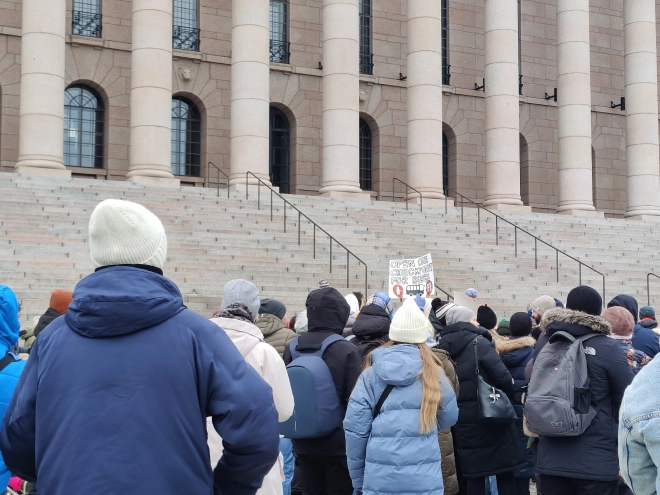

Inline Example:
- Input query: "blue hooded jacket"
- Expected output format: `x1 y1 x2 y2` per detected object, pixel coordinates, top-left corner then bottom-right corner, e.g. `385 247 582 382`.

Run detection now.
0 286 26 491
344 345 458 495
0 267 280 495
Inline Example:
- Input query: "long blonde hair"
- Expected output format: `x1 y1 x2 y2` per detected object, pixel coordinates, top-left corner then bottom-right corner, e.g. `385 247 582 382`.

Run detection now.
364 342 444 434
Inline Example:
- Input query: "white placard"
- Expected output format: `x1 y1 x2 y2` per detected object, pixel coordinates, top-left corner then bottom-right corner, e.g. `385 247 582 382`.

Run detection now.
389 253 435 299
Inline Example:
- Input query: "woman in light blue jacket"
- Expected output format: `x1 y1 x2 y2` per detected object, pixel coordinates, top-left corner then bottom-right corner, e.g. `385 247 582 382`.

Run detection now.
344 297 459 495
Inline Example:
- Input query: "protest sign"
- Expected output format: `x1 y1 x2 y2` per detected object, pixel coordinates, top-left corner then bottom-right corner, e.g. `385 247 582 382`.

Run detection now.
389 254 435 299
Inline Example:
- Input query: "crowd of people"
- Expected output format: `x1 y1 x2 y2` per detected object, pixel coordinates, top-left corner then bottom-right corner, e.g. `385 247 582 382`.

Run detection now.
0 198 659 495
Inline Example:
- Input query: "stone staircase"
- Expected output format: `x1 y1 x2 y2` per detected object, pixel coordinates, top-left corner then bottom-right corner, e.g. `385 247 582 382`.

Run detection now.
0 172 658 328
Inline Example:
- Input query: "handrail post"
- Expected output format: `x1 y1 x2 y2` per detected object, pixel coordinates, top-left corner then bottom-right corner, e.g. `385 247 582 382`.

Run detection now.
602 277 606 308
284 202 287 233
534 238 538 269
514 227 517 257
392 178 395 203
217 167 220 198
365 264 368 302
477 206 480 234
347 251 350 288
270 189 273 221
556 250 559 282
445 193 447 214
257 180 260 210
420 194 423 213
649 273 652 306
245 172 249 200
461 196 464 224
313 225 316 259
206 163 210 188
298 211 301 245
330 238 332 273
579 263 582 286
405 185 409 211
495 216 499 245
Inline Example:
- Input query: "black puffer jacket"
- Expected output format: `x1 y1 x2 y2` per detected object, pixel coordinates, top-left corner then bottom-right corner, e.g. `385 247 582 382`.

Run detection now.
283 287 362 457
350 304 391 361
438 322 526 478
496 334 536 480
34 307 61 337
534 308 634 481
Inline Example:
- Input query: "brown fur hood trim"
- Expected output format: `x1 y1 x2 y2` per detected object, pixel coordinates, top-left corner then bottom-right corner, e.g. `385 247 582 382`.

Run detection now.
492 335 537 354
540 308 611 336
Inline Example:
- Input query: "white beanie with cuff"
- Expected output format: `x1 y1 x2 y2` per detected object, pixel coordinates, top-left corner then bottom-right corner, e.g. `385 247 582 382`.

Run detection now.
89 199 167 269
389 297 431 344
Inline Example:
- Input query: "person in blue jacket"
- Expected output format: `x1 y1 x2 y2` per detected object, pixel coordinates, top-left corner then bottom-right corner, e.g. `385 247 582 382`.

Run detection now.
0 199 280 495
344 297 459 495
607 294 660 358
0 285 27 492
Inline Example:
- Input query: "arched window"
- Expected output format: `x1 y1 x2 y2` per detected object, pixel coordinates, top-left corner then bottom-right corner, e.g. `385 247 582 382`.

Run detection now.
64 86 104 169
171 97 201 177
270 0 289 63
359 119 372 191
359 0 373 75
442 0 450 85
173 0 200 51
72 0 102 38
520 133 530 205
518 0 523 95
442 133 449 194
269 107 290 194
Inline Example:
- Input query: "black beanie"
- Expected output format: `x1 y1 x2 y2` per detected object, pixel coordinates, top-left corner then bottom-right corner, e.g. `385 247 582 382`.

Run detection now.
477 305 497 330
510 312 532 337
259 298 287 320
567 286 602 316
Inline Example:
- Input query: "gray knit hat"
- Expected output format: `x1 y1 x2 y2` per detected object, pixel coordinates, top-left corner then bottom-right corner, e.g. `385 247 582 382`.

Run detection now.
221 280 260 320
446 306 475 326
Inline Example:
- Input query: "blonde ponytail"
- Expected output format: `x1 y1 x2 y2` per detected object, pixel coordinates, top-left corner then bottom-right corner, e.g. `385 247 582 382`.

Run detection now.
363 342 445 434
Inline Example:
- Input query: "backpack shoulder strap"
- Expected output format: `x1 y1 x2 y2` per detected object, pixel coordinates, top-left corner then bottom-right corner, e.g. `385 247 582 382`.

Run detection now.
319 334 345 356
0 352 18 373
548 331 577 344
373 384 395 419
288 336 301 360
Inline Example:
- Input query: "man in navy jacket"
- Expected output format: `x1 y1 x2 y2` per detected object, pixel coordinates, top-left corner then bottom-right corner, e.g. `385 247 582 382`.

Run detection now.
0 199 280 495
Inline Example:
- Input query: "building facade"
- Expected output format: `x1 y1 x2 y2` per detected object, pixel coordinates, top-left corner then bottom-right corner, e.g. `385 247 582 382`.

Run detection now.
0 0 659 217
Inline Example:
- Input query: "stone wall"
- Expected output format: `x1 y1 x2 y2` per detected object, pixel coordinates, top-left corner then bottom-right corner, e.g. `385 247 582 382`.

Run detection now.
0 0 655 216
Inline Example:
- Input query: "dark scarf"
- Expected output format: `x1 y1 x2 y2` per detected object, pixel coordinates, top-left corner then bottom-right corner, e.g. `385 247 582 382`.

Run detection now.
214 302 255 323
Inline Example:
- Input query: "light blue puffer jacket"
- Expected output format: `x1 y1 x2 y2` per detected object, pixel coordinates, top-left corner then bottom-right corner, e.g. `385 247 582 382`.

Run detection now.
344 344 459 495
0 286 26 491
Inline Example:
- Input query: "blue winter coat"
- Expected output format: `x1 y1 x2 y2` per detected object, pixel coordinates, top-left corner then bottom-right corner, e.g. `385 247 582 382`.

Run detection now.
608 295 660 358
0 267 280 495
344 344 459 495
0 286 26 491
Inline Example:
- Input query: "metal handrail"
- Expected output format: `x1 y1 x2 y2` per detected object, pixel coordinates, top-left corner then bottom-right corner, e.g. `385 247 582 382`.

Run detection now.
444 188 606 304
245 172 368 296
435 284 454 301
206 162 229 198
647 273 660 306
392 178 423 212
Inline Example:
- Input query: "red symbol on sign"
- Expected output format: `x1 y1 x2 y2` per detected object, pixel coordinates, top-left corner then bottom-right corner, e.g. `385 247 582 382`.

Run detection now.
393 285 404 299
425 280 434 297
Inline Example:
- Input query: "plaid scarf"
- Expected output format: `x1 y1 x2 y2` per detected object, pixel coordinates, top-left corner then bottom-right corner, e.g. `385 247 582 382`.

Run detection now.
214 302 255 323
365 292 394 320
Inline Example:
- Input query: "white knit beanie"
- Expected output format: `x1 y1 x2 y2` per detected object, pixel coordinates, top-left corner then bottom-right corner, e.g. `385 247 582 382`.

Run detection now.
389 297 431 344
89 199 167 269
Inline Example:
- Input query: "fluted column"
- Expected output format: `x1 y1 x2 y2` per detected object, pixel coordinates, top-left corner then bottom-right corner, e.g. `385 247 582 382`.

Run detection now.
406 0 444 200
319 0 362 196
126 0 177 185
15 0 70 177
556 0 596 214
483 0 523 208
624 0 660 218
229 0 271 187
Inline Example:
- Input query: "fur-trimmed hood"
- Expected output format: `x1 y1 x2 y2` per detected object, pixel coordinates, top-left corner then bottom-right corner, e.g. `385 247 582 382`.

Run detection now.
489 331 536 354
540 307 611 336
